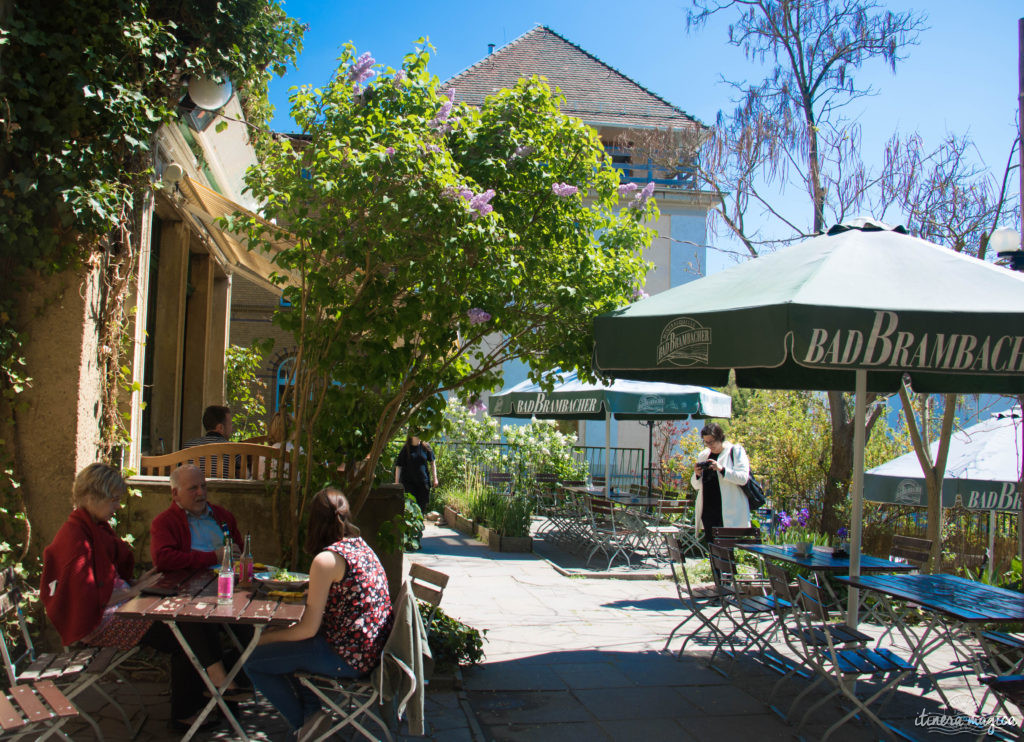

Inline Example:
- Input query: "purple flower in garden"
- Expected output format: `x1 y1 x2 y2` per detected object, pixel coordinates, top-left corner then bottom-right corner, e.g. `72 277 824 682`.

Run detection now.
445 88 455 102
393 70 406 84
837 526 849 539
467 398 487 414
777 510 792 532
385 147 395 155
630 181 656 209
468 189 495 219
347 52 376 85
617 183 639 197
632 287 650 301
467 308 491 325
797 507 810 528
552 182 578 198
425 144 441 153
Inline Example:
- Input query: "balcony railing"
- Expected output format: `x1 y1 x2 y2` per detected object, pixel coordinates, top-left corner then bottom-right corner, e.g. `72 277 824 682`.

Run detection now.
604 146 698 189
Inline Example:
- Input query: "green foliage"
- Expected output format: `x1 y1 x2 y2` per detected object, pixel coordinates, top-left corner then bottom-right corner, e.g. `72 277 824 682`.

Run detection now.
225 344 269 440
237 41 654 552
723 389 911 527
419 603 485 672
0 0 303 267
377 493 424 553
502 419 588 492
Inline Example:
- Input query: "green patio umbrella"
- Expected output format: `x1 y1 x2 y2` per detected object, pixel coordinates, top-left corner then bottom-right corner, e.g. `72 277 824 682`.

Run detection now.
488 370 732 494
593 219 1024 623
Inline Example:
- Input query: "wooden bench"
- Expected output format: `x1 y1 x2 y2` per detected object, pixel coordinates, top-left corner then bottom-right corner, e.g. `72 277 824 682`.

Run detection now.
139 443 289 480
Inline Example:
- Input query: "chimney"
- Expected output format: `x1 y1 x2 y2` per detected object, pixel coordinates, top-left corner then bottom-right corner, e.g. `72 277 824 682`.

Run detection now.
487 43 495 55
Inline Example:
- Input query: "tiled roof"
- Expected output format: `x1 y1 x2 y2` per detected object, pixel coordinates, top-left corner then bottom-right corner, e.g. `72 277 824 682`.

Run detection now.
443 26 704 131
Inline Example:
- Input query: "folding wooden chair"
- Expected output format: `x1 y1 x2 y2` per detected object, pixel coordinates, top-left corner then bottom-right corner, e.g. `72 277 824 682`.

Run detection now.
0 681 79 741
644 500 705 559
707 544 777 672
582 496 635 570
297 570 445 742
710 526 762 548
662 536 732 662
787 576 913 741
0 568 143 741
890 534 932 571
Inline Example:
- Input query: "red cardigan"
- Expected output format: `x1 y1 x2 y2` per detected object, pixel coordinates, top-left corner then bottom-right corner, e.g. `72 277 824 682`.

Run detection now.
41 508 134 646
150 502 242 572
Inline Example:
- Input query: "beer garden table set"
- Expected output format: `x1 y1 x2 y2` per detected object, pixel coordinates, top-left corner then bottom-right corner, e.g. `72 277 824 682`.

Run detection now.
116 566 305 741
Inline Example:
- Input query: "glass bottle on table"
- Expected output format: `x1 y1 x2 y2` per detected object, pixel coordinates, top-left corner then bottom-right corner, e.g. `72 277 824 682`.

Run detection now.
218 537 234 604
238 533 254 588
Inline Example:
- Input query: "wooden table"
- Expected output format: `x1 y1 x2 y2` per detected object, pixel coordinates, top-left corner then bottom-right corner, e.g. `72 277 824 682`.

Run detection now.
118 569 304 741
835 573 1024 713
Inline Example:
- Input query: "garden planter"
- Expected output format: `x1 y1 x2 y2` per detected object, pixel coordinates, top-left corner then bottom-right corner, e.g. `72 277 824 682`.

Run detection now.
487 530 502 551
499 535 532 553
444 505 458 529
454 513 475 536
477 524 493 544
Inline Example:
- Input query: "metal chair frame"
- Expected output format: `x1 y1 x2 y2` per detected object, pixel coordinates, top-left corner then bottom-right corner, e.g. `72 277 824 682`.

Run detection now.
662 536 733 662
0 569 143 741
296 566 447 742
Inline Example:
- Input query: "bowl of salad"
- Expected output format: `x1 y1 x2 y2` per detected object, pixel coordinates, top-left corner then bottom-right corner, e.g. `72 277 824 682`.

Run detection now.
253 567 309 592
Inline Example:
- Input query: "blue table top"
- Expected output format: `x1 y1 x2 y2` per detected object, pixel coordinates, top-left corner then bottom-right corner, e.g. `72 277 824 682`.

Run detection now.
834 573 1024 623
738 543 919 573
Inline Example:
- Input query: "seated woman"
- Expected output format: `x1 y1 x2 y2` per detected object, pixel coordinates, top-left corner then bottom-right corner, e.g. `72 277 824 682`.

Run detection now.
41 462 247 732
244 486 393 737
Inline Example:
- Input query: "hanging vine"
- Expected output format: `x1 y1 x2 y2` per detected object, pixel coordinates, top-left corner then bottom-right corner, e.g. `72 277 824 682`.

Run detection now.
0 0 304 565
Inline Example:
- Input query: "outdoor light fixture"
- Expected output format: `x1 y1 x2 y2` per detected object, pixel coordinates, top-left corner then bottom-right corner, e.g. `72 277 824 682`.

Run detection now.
186 72 233 111
991 227 1024 272
161 162 184 185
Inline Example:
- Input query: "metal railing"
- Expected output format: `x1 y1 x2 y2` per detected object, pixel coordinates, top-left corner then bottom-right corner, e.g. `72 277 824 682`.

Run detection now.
603 146 698 189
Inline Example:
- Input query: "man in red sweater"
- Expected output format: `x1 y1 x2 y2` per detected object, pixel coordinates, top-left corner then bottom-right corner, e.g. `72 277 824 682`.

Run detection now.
151 465 242 572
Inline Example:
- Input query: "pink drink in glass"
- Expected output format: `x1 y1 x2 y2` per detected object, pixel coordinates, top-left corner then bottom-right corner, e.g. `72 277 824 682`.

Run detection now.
217 570 234 604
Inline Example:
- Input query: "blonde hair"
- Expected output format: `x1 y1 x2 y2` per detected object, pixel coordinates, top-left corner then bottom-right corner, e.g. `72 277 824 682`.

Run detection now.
267 412 290 445
72 463 127 508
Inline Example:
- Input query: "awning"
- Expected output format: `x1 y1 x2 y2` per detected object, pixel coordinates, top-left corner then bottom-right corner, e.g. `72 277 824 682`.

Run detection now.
176 176 296 293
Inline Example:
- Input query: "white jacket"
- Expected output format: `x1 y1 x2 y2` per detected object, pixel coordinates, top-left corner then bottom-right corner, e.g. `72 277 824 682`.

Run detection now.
690 441 751 532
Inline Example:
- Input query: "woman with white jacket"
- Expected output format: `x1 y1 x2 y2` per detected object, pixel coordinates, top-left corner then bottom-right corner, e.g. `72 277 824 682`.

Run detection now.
690 423 751 536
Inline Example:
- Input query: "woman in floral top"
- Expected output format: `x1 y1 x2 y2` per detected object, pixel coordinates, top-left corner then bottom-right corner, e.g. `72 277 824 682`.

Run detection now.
245 487 393 736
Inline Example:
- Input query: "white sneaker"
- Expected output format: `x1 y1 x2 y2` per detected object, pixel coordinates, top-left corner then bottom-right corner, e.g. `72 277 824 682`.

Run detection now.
297 709 330 742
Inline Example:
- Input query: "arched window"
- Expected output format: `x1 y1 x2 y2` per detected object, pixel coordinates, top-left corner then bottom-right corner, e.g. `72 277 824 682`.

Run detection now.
275 357 295 411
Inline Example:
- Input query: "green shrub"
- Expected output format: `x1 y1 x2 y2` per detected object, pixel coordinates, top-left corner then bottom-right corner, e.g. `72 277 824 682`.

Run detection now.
419 604 486 673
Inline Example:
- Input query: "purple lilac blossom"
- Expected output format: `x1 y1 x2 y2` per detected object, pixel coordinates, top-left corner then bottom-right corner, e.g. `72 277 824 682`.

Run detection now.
445 89 455 102
467 399 487 414
385 147 395 155
630 181 656 208
348 52 376 85
632 288 650 301
393 70 406 84
552 182 578 198
468 189 495 219
467 308 491 325
617 183 639 196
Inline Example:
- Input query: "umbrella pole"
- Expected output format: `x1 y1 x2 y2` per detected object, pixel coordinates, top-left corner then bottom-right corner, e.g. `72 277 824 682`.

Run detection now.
847 369 867 628
605 412 611 497
989 509 996 582
646 421 654 497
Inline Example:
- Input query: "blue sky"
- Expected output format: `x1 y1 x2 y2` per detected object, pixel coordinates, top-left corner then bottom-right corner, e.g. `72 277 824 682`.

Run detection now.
267 0 1022 264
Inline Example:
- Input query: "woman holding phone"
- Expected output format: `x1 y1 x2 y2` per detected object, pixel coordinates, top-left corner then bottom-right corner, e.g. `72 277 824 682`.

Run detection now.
690 423 751 537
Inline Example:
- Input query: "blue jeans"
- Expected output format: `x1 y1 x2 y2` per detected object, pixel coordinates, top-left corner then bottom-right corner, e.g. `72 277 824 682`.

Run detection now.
244 634 361 729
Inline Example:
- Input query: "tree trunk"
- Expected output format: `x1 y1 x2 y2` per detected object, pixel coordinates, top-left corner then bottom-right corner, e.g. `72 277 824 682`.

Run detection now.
820 391 853 536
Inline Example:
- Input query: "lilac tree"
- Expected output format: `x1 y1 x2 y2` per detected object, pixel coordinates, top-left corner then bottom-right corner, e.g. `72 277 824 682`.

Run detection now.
236 43 655 560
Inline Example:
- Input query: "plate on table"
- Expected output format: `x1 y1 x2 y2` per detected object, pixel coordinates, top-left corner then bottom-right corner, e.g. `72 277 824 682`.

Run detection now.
253 570 309 592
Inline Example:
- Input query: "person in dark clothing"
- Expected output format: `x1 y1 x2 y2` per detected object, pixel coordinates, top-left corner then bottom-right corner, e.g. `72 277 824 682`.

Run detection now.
394 433 438 513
